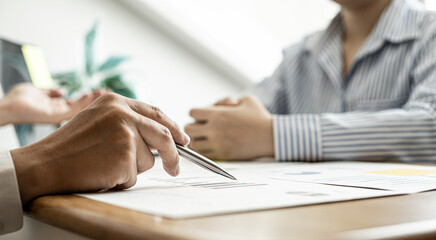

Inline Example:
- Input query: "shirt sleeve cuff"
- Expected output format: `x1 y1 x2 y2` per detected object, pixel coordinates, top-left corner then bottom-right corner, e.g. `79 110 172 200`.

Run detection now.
272 115 323 162
0 150 23 235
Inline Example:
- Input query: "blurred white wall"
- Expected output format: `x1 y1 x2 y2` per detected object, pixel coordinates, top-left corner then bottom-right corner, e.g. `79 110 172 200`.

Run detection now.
122 0 338 86
0 0 237 126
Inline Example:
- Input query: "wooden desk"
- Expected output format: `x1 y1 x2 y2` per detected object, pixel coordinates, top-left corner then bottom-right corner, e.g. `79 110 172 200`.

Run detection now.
26 191 436 240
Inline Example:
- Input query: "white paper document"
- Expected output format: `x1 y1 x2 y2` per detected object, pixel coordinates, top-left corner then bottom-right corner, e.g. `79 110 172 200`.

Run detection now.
80 160 400 219
260 161 436 193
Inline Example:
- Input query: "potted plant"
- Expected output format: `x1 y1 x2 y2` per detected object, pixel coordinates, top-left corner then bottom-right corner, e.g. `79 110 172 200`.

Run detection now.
53 21 136 99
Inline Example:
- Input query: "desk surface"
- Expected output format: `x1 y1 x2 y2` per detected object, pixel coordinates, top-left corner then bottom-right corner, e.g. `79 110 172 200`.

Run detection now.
26 190 436 240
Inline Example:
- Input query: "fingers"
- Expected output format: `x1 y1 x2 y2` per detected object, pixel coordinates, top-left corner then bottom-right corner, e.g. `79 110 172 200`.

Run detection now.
184 123 209 138
189 138 213 152
47 90 107 122
63 93 96 117
189 108 216 122
91 89 110 99
196 149 217 160
126 99 190 146
44 93 96 123
72 90 105 107
135 115 180 177
47 88 67 98
136 134 155 174
239 95 262 106
214 97 239 106
112 173 138 191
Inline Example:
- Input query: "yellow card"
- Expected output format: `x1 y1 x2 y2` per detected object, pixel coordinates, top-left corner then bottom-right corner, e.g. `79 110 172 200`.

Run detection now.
366 169 436 176
21 45 53 89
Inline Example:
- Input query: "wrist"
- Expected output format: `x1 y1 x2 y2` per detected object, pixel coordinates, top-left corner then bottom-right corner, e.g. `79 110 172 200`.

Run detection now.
0 97 14 126
258 115 274 158
10 144 55 205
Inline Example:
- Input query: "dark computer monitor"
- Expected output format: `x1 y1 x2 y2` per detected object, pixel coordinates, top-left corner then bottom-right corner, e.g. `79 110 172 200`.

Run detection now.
0 38 32 92
0 38 56 146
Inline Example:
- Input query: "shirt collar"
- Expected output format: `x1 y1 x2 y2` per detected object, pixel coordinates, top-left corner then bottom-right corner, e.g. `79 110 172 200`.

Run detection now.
376 0 424 42
300 0 424 95
304 0 424 55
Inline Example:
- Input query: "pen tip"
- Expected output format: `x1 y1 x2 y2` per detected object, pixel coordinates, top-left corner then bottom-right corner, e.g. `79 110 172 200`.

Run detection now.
221 171 237 180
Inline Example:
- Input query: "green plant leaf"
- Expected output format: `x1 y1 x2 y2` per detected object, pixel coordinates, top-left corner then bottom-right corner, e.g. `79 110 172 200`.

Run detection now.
98 56 129 72
85 21 98 76
100 74 136 99
52 71 82 96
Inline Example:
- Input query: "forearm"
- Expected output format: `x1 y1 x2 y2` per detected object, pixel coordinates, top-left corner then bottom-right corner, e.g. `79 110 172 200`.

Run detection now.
10 144 55 205
273 109 436 162
0 97 13 126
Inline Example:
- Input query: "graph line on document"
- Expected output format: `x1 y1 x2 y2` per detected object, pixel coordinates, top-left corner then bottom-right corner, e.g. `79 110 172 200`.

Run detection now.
149 177 268 189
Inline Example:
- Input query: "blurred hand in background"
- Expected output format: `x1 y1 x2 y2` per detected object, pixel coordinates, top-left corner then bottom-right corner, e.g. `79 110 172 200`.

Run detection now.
0 83 107 126
185 95 274 160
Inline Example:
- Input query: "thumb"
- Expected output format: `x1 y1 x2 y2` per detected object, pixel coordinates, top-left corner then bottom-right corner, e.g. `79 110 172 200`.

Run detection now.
239 95 261 106
214 97 240 106
47 88 67 98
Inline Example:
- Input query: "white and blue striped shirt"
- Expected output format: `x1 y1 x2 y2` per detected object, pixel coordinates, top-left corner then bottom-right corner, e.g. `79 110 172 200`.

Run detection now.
252 0 436 162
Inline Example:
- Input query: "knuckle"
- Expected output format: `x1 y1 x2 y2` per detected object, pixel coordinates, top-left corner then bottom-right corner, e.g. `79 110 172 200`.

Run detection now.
106 106 132 124
151 105 165 121
159 127 172 142
173 121 181 132
172 122 183 137
107 107 121 118
101 92 121 103
119 126 136 140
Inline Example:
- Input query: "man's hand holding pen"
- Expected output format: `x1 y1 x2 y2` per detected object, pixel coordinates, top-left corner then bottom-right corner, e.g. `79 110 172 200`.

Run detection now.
11 93 190 205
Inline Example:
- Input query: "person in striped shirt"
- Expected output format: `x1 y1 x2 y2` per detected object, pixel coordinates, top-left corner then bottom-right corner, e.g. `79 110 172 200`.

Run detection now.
185 0 436 162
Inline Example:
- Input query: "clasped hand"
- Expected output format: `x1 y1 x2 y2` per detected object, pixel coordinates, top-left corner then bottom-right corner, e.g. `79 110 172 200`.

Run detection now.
185 95 274 160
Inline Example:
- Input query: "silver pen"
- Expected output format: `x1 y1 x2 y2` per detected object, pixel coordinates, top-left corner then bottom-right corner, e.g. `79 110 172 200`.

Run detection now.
176 144 237 180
